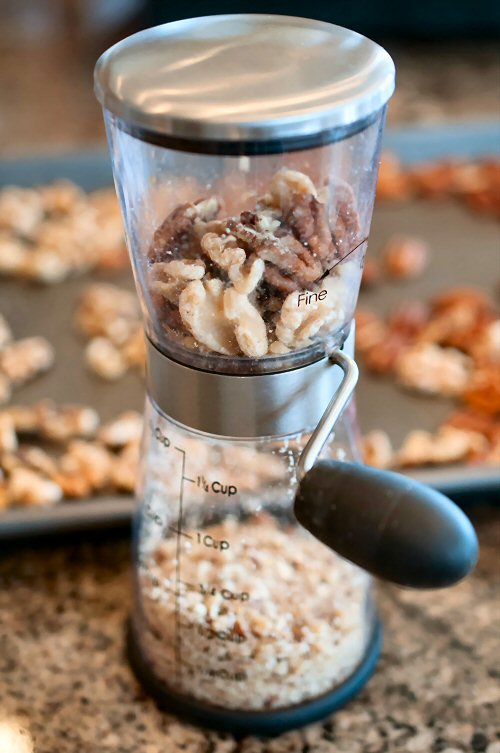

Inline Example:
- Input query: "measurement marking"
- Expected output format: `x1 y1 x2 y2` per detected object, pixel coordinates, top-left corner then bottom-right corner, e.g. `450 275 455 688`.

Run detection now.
183 476 195 484
318 236 369 281
168 525 192 539
173 446 187 687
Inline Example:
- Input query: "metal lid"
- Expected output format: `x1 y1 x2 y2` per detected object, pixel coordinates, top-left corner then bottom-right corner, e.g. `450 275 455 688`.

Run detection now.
94 14 394 150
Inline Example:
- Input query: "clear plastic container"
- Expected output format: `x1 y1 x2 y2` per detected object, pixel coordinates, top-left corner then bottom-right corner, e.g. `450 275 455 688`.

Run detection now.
130 396 377 715
105 114 385 372
95 14 394 731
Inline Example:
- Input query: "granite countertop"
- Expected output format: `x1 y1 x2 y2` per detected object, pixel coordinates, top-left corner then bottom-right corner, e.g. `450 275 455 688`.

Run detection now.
0 507 498 753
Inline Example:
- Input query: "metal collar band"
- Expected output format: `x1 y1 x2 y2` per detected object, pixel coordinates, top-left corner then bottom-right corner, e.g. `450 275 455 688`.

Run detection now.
146 328 355 438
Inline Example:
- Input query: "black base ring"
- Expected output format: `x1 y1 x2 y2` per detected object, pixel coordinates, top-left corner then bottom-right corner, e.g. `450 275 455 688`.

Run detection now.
126 617 382 738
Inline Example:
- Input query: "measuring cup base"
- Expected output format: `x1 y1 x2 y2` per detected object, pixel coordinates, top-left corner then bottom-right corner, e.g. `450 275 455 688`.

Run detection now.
126 617 382 737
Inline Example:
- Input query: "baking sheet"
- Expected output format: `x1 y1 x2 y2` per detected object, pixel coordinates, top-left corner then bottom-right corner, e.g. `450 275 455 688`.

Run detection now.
0 121 499 539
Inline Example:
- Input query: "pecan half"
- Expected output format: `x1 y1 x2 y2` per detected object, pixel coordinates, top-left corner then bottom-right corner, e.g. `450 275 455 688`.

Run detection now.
226 218 323 291
149 196 219 263
329 182 361 258
284 193 336 263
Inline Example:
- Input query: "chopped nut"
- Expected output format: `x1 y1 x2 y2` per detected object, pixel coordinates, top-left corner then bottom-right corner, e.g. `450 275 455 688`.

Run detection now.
38 403 100 442
223 288 268 358
151 259 207 306
0 314 13 349
376 153 412 200
387 300 431 338
140 516 369 710
59 441 112 491
364 333 409 375
275 266 354 349
145 169 364 356
149 196 219 264
32 400 99 442
0 337 54 387
417 305 479 350
0 413 17 453
268 340 290 355
0 480 8 509
395 343 472 396
363 431 393 469
328 181 362 258
0 374 11 406
443 409 499 444
179 279 238 355
3 404 40 433
228 257 265 295
85 337 127 381
360 258 380 288
0 235 28 275
0 186 44 237
8 467 63 506
54 464 92 498
21 247 71 284
381 235 430 280
284 192 335 262
463 365 500 415
154 259 206 281
75 283 140 345
201 232 246 272
75 283 144 380
409 161 459 199
38 179 85 214
17 445 57 478
98 411 143 448
227 217 323 291
121 328 145 368
431 286 491 313
267 168 318 209
470 320 500 364
110 442 139 492
396 426 487 467
355 310 387 354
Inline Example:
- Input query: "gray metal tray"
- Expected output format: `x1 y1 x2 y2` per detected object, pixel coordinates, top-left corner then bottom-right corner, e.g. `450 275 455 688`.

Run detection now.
0 121 499 539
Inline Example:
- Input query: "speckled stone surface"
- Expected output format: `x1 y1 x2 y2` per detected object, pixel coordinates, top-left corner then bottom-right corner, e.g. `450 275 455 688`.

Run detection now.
0 507 499 753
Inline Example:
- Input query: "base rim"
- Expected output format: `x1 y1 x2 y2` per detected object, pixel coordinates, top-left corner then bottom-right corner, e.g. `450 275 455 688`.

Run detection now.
126 617 383 737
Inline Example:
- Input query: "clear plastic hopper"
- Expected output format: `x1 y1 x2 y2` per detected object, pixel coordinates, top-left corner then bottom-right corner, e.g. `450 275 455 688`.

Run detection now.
105 117 384 373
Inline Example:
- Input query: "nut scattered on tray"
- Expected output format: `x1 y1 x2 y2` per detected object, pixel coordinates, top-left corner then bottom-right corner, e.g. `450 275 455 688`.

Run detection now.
0 181 128 283
0 405 142 510
74 283 145 380
0 314 54 405
138 514 369 711
377 153 500 217
358 286 500 468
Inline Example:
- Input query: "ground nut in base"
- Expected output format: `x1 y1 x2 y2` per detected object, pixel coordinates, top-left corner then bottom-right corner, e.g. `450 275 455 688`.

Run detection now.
136 516 370 711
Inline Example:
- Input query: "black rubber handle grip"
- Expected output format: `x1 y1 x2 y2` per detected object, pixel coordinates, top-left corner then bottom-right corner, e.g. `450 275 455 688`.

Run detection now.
294 460 478 588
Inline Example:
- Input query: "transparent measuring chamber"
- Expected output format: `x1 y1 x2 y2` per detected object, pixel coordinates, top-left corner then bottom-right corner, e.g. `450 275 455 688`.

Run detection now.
104 110 385 374
131 395 378 720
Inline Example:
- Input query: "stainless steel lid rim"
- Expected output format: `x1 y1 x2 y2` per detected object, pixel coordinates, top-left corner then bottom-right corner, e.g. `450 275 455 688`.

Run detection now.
146 328 355 438
107 110 382 155
95 14 395 144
